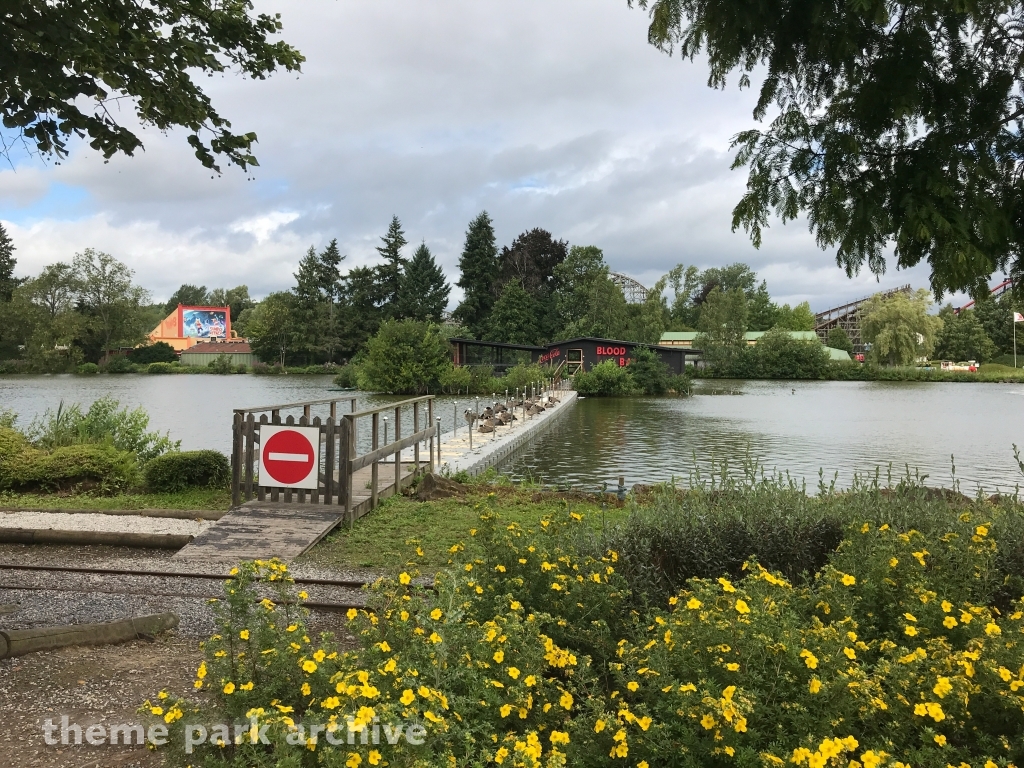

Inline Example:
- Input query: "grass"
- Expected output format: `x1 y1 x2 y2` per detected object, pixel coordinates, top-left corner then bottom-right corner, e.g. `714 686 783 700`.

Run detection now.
300 485 628 570
0 486 231 511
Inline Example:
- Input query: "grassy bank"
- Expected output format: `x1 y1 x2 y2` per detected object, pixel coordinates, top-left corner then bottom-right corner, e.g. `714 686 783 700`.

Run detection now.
695 360 1024 382
0 487 231 511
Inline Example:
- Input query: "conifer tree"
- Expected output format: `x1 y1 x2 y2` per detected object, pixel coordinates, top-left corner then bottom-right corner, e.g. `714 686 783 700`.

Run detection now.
0 223 18 301
397 243 451 322
376 216 408 315
454 211 498 337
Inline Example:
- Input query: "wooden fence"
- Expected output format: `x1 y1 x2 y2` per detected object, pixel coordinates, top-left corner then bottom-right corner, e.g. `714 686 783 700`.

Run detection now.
231 395 438 523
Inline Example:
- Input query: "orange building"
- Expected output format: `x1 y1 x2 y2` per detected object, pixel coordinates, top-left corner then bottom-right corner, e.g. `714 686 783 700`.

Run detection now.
149 304 241 352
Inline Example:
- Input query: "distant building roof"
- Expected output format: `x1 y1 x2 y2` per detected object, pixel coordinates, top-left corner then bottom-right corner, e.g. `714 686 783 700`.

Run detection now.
180 341 252 355
825 347 852 361
660 331 820 343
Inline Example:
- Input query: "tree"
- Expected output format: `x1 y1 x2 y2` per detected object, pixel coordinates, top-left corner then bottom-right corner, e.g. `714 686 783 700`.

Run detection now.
934 307 998 362
164 284 209 313
397 243 450 322
974 292 1024 354
245 292 297 366
496 228 567 341
376 216 409 315
826 327 854 355
627 345 674 394
356 320 452 395
29 262 78 320
2 1 303 171
746 281 779 331
73 249 149 359
774 301 815 331
633 0 1024 296
553 245 630 339
736 327 831 379
695 286 748 370
860 289 943 366
486 282 541 345
208 286 255 322
0 223 16 301
624 276 671 344
454 212 499 338
668 262 761 329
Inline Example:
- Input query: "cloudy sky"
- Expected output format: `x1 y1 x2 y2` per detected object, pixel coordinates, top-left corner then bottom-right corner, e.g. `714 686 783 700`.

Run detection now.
0 1 955 310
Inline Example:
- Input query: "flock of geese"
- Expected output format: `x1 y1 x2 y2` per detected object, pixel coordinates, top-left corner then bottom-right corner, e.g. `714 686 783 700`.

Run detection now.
464 393 560 433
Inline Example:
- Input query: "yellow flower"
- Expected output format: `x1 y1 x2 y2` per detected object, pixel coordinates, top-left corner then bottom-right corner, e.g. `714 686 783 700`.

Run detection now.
301 682 311 696
843 647 856 660
560 691 574 710
701 713 716 729
347 608 358 620
718 577 736 593
298 591 308 600
493 650 504 663
196 662 207 679
429 632 442 644
302 660 318 673
508 667 521 679
809 678 821 694
941 600 953 612
399 572 411 585
985 622 1002 636
368 750 382 765
889 557 899 568
510 600 522 610
687 597 702 610
904 626 918 637
346 753 362 768
933 677 952 698
550 730 570 745
223 682 235 695
430 608 443 620
841 574 856 586
400 689 415 706
934 734 947 746
525 675 537 687
726 663 740 671
239 630 250 640
627 681 639 692
976 524 989 537
800 650 818 669
943 616 958 628
734 599 750 614
595 719 607 733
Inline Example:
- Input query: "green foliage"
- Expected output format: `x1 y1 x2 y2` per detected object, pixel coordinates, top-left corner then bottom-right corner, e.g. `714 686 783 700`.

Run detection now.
0 426 137 492
695 286 748 370
0 222 16 302
396 242 451 322
974 293 1024 354
245 291 297 366
3 1 303 171
164 284 210 313
826 327 854 355
439 364 473 394
332 363 359 389
935 306 999 362
552 245 630 340
208 353 234 374
502 363 547 393
147 361 176 374
143 450 229 493
27 397 178 463
76 362 99 375
376 215 409 315
631 0 1024 295
486 281 541 345
573 359 639 396
129 341 178 365
357 319 452 394
626 345 673 394
454 211 499 338
861 289 944 366
733 327 831 379
102 355 135 373
774 301 815 331
74 249 150 358
496 228 568 342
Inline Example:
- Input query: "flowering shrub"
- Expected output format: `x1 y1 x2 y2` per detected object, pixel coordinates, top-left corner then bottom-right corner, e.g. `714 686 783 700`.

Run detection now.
154 499 1024 768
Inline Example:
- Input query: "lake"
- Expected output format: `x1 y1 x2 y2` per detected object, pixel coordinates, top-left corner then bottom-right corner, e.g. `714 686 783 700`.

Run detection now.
1 375 1022 494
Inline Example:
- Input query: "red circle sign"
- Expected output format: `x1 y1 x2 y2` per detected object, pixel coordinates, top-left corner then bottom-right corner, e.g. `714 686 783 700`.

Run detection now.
262 430 316 485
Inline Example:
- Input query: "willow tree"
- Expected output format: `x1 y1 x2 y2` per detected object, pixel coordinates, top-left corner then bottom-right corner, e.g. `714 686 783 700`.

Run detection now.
633 0 1024 297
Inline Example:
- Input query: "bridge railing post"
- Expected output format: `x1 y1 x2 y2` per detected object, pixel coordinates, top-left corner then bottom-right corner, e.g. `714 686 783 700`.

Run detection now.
231 412 243 507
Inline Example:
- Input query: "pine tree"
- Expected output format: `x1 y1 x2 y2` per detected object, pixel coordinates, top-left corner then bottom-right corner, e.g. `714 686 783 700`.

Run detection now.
0 223 15 301
376 215 408 315
397 242 451 322
317 239 345 363
454 211 498 337
485 281 540 345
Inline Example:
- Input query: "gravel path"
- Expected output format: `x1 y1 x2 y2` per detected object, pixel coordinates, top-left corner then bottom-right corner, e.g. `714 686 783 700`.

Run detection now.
0 510 212 536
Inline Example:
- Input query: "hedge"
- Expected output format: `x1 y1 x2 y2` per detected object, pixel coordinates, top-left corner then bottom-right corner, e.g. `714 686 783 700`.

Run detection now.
0 427 138 492
143 449 230 492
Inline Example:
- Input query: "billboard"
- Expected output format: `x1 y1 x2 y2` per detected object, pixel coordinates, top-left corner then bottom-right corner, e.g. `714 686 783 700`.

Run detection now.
182 308 227 339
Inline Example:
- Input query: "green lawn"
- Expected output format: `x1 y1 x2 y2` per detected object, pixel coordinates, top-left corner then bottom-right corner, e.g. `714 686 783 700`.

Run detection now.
0 487 232 511
300 486 627 570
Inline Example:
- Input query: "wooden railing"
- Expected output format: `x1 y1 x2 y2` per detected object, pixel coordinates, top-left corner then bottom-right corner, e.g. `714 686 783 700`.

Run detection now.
231 395 438 523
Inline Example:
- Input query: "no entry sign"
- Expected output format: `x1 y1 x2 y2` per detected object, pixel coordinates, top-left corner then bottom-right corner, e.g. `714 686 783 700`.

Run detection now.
259 425 321 490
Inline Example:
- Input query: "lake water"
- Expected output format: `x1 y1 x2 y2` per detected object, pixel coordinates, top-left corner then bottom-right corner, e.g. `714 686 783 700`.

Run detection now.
1 375 1022 494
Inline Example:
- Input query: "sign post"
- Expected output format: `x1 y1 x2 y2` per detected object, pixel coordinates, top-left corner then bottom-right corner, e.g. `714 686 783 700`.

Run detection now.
259 425 321 491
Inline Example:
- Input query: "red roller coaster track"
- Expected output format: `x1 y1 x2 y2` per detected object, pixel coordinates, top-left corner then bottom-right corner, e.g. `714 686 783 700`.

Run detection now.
954 279 1015 314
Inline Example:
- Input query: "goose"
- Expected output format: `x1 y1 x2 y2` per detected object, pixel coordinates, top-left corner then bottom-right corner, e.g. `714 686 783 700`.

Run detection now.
478 420 495 433
463 409 476 425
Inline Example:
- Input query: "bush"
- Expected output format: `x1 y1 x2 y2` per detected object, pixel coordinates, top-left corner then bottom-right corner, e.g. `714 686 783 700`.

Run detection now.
0 426 138 492
234 364 248 374
143 449 230 492
27 397 179 463
147 362 176 374
626 345 672 394
208 353 234 374
251 361 284 375
735 327 831 378
573 358 638 396
128 341 178 365
332 363 359 389
153 496 1024 768
358 319 451 394
438 364 472 394
103 355 135 373
76 362 100 375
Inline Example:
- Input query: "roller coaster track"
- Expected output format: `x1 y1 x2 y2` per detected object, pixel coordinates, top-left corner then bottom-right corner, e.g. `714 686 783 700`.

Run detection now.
813 285 912 352
609 272 651 305
954 279 1014 315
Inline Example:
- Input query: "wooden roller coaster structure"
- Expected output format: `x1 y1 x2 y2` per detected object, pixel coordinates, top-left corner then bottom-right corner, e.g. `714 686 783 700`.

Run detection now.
813 285 912 353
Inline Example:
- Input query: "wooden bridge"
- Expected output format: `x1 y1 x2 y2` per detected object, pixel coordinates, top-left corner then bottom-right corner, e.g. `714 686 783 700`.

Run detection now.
175 395 440 561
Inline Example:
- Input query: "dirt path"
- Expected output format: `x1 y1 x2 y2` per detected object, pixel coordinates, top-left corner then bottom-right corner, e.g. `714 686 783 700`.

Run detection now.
0 635 201 768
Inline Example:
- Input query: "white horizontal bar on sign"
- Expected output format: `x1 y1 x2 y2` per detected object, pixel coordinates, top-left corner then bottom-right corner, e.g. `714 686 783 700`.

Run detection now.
267 452 311 462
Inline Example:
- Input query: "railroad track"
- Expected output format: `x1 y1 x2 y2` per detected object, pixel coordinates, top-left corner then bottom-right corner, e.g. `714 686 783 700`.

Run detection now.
0 562 375 613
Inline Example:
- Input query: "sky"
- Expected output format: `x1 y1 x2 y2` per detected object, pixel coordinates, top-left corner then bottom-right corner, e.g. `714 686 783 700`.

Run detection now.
0 0 964 311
